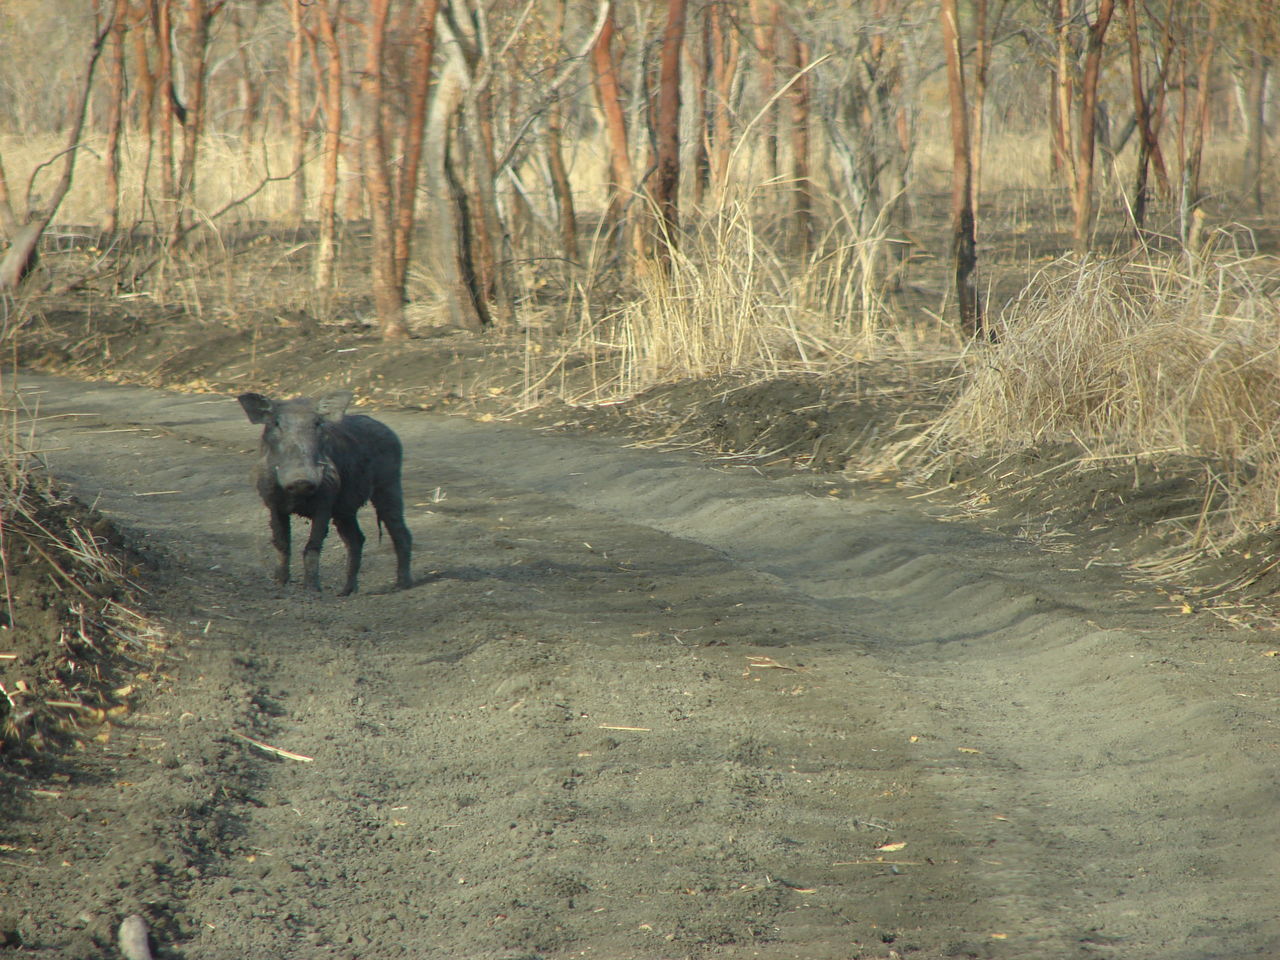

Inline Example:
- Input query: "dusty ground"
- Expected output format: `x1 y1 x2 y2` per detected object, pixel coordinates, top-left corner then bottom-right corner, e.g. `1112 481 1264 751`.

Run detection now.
5 232 1280 958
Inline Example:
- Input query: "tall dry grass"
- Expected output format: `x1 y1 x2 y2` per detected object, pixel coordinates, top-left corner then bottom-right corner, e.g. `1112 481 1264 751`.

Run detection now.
917 240 1280 539
514 174 933 408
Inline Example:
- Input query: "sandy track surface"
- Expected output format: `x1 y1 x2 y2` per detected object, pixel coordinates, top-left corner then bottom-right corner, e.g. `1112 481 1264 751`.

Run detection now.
7 371 1280 959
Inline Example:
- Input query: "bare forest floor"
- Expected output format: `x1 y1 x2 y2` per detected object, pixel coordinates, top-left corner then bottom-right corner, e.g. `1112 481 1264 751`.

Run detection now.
5 221 1280 959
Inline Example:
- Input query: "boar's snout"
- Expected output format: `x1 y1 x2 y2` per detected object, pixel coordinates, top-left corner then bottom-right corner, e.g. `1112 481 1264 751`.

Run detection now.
281 474 318 496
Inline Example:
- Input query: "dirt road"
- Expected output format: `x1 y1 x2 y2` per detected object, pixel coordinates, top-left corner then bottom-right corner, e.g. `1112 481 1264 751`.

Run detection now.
7 371 1280 959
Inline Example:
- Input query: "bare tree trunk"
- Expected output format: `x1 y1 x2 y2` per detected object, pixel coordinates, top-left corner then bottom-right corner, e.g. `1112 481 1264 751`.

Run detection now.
1054 0 1077 192
1241 47 1268 214
344 94 366 222
313 0 344 298
361 0 410 340
283 0 308 228
231 8 262 162
653 0 688 268
708 0 739 199
1125 0 1154 234
968 0 989 231
172 0 213 245
591 6 636 237
939 0 982 338
1185 5 1219 219
392 0 440 291
1072 0 1116 255
103 0 130 235
546 0 578 264
421 54 484 332
747 0 779 183
788 29 812 256
153 0 178 235
131 0 155 228
689 16 710 206
0 14 113 289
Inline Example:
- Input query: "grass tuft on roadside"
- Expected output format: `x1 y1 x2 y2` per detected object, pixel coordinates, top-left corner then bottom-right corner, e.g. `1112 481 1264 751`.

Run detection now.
915 246 1280 553
0 380 163 765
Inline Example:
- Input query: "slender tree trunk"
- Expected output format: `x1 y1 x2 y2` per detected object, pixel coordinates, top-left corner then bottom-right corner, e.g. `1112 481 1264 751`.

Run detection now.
653 0 688 268
344 94 366 222
231 9 261 161
153 0 177 235
392 0 440 291
708 0 739 199
1241 48 1268 214
422 55 484 332
173 0 212 245
590 5 641 262
1072 0 1115 255
546 0 578 264
969 0 989 231
1185 6 1219 218
939 0 982 338
1146 13 1175 199
131 1 155 229
747 0 779 183
461 85 512 325
1054 0 1077 192
361 0 410 341
1125 0 1153 234
283 0 307 227
313 0 343 298
0 15 113 289
788 30 812 256
102 0 129 235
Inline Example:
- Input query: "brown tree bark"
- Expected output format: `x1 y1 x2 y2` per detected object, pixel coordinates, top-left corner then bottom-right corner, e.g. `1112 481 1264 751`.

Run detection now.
939 0 982 337
708 0 740 198
153 0 177 234
1241 46 1269 215
1124 0 1155 233
968 0 990 229
421 52 484 332
231 7 261 159
788 29 812 255
283 0 308 227
361 0 410 340
591 6 635 225
691 14 711 205
546 0 578 264
653 0 688 268
1072 0 1116 255
0 14 114 289
747 0 779 182
312 0 344 298
1054 0 1077 191
392 0 441 291
171 0 215 246
131 0 155 224
1184 5 1219 220
102 0 130 235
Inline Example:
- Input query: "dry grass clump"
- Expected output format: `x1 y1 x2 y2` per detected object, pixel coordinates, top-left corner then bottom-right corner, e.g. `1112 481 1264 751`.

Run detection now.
551 188 919 403
0 381 160 762
920 245 1280 536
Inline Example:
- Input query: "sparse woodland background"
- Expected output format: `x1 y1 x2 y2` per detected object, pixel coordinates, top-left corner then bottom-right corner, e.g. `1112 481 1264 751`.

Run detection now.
4 0 1280 551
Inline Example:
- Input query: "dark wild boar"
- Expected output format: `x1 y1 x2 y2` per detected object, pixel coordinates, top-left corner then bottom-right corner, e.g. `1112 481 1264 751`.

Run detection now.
238 390 412 595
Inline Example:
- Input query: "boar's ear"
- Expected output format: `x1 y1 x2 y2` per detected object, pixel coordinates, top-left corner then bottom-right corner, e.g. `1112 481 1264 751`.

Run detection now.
238 393 275 424
315 390 352 423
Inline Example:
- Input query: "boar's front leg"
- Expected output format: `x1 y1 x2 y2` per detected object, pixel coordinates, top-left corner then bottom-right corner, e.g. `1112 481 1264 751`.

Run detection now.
269 503 292 586
302 508 333 592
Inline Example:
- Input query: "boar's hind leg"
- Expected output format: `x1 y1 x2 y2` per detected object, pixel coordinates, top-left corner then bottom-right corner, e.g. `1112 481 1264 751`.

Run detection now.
373 487 413 590
332 513 365 596
269 506 292 586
